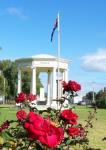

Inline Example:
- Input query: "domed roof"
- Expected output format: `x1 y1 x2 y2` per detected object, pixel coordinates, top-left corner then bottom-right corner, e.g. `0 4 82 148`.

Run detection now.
31 54 56 59
15 53 70 65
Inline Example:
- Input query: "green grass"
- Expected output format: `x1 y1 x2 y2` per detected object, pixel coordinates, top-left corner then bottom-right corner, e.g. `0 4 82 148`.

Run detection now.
75 106 106 150
0 105 17 123
0 105 106 150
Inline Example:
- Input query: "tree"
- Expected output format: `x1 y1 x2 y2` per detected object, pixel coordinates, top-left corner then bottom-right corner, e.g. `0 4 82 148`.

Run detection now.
0 75 4 95
84 91 96 103
96 90 106 108
22 70 31 94
22 70 43 94
0 59 43 101
84 89 106 108
0 60 17 100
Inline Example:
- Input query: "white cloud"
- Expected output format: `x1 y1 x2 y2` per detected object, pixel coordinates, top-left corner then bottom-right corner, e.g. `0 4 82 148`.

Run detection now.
6 7 27 19
82 49 106 72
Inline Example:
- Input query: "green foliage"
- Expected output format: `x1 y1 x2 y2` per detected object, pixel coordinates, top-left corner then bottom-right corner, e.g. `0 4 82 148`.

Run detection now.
0 60 17 100
0 75 4 95
84 90 106 108
22 70 31 94
0 59 43 101
96 90 106 108
84 91 96 103
1 105 106 150
22 70 43 94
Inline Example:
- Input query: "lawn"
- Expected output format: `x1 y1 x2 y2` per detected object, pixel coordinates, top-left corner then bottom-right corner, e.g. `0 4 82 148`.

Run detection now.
0 105 17 123
0 105 106 150
75 106 106 150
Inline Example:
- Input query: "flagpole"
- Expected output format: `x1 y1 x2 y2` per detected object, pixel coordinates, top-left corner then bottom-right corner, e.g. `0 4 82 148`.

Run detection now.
57 12 60 105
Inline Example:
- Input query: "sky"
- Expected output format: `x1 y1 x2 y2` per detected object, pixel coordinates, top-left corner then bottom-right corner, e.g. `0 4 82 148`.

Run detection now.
0 0 106 96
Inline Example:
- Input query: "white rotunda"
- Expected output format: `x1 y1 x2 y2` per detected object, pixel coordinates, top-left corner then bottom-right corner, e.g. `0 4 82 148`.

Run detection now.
15 54 70 107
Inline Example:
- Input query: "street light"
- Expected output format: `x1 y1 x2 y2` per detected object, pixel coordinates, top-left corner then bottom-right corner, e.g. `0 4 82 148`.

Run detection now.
91 81 95 103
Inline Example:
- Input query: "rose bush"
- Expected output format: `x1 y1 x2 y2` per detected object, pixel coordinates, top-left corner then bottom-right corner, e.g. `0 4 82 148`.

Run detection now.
0 80 96 150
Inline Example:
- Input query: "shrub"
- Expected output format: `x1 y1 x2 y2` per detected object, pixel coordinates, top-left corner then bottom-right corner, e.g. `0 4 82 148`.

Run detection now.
0 80 96 150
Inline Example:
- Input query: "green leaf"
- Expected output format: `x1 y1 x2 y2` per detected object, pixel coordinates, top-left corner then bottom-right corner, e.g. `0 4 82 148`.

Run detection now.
66 139 71 145
3 142 11 148
2 130 13 141
36 143 44 150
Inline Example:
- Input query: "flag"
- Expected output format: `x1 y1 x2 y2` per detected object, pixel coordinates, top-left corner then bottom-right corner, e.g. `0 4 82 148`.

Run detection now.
51 18 58 42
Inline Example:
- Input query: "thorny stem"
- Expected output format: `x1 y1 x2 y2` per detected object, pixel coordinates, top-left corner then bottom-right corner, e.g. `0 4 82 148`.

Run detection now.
84 105 97 130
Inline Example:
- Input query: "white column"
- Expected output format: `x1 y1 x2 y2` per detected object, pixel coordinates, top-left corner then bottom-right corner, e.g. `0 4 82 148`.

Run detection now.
61 70 65 96
47 71 51 106
62 70 65 81
31 67 36 95
18 68 22 93
58 79 62 98
50 71 53 102
52 67 56 99
64 69 68 83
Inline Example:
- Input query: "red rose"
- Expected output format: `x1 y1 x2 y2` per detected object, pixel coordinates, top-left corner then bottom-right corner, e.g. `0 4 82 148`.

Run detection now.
27 112 44 125
16 110 27 121
60 109 78 125
68 81 81 92
16 92 26 103
27 93 37 101
39 120 64 148
68 127 80 137
0 120 10 132
62 81 69 92
24 112 64 148
68 126 86 139
63 80 81 92
24 112 45 139
1 120 10 129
